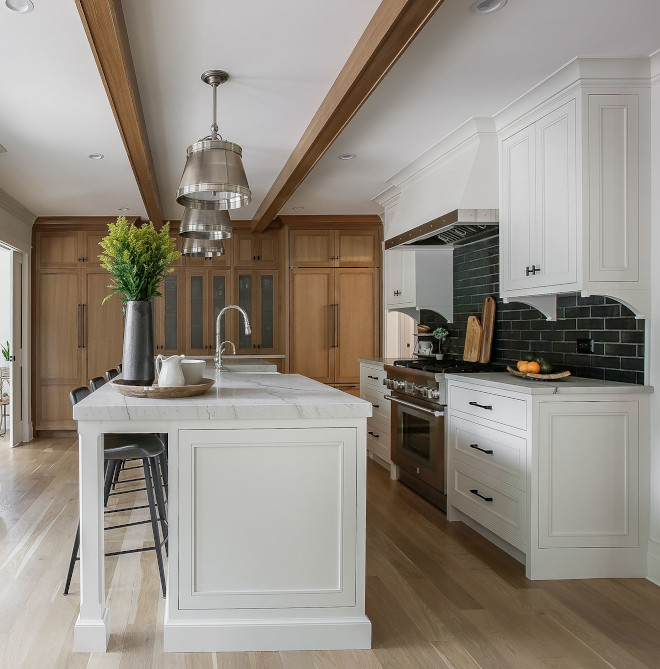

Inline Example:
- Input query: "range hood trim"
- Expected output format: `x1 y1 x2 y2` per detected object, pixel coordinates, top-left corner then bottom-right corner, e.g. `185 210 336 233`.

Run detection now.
384 208 498 250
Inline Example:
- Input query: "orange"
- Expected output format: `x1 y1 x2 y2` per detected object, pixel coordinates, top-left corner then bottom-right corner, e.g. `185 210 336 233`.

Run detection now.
526 361 541 374
517 360 529 372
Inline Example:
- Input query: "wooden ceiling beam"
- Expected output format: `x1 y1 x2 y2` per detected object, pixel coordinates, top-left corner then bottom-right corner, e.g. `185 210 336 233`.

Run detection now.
75 0 163 225
251 0 445 232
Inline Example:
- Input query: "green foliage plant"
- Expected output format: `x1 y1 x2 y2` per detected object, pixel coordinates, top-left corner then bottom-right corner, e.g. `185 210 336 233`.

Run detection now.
432 327 449 342
1 341 9 362
99 216 181 304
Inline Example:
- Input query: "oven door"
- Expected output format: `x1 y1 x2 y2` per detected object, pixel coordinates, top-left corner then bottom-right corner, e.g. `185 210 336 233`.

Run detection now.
388 393 445 497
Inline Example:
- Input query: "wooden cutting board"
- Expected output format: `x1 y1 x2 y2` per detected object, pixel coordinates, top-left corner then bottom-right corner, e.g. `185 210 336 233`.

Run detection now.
463 316 483 362
479 296 496 363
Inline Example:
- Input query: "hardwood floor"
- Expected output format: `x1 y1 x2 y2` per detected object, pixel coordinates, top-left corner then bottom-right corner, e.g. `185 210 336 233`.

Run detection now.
1 438 660 668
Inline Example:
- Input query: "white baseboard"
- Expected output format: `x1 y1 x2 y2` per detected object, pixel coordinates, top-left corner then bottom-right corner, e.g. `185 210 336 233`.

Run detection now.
647 538 660 585
164 616 372 652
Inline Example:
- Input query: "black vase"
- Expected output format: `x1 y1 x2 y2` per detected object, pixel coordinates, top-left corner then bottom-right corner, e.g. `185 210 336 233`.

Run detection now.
122 300 155 386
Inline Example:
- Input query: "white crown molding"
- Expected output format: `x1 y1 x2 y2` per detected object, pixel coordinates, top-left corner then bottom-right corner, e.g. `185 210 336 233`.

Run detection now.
0 188 35 227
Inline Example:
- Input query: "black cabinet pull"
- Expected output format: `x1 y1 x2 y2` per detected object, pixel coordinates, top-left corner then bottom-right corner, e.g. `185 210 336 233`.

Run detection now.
470 489 493 502
469 443 494 455
469 401 493 410
393 290 401 296
367 375 378 380
368 431 379 438
372 404 379 408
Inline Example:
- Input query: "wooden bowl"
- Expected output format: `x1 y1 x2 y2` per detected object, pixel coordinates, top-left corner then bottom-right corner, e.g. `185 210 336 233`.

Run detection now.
110 377 215 398
506 366 571 381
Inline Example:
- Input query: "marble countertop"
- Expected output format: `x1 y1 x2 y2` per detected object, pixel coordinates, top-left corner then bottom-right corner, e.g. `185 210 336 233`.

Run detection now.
73 371 372 422
445 372 654 395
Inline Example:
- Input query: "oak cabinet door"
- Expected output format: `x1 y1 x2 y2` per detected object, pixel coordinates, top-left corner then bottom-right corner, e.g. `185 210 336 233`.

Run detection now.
336 230 379 267
289 230 335 267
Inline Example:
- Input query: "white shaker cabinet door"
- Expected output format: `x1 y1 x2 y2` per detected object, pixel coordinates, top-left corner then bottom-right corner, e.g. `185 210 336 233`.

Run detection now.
500 124 535 292
534 99 577 289
588 94 640 283
537 401 639 549
385 249 415 308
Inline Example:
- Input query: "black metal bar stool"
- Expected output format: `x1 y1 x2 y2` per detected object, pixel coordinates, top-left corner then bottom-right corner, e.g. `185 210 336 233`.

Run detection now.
65 386 168 597
105 368 119 382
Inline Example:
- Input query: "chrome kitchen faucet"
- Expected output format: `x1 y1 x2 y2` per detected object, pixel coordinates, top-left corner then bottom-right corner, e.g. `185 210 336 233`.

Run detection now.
215 305 252 371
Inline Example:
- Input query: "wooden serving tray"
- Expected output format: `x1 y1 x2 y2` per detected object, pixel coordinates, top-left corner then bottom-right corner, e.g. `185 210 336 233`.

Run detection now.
506 366 571 381
111 377 215 398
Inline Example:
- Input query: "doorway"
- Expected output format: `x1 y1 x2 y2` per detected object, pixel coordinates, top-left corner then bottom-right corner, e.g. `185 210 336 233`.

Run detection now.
0 244 27 447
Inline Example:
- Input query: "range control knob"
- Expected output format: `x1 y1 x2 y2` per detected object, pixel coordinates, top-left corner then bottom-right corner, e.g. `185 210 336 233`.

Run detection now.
414 385 428 398
394 380 406 390
427 388 440 400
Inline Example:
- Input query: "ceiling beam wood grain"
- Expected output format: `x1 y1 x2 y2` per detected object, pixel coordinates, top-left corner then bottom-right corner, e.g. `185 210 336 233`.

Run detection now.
251 0 445 232
75 0 163 225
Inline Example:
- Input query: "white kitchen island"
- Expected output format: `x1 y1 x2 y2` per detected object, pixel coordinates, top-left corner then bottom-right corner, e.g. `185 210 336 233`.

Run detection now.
72 370 372 653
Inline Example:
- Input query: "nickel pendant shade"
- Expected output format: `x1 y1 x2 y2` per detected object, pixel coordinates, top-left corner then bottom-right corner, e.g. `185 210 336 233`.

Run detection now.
180 207 233 240
176 70 251 211
181 237 226 258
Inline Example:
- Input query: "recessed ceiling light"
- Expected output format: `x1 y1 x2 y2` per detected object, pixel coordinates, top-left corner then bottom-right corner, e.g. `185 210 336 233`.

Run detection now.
338 153 356 160
470 0 506 14
292 207 304 211
118 207 131 212
5 0 34 13
88 153 104 160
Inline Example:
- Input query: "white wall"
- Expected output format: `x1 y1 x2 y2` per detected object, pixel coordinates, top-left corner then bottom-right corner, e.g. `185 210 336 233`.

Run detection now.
0 247 10 356
646 52 660 584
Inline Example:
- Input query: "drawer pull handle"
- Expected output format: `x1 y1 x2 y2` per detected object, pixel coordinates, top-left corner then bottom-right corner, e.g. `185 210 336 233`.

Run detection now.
470 489 493 502
367 375 378 380
372 403 379 408
368 431 379 438
469 401 493 410
469 443 494 455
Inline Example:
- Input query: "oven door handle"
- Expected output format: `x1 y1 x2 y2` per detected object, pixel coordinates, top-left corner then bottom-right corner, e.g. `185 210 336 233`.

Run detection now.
385 395 444 417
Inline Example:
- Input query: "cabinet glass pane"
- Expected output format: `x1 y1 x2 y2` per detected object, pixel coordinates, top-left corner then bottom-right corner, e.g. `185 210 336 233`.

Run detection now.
212 275 227 345
190 275 205 350
164 274 178 350
260 274 274 349
238 274 252 349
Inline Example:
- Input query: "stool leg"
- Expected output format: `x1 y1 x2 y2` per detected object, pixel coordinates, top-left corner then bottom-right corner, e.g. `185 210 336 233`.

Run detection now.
149 457 168 557
158 450 168 501
63 524 80 595
103 459 117 506
143 458 166 598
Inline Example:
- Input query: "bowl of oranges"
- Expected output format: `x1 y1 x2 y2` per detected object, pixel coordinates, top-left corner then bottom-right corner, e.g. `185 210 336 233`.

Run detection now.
507 354 571 380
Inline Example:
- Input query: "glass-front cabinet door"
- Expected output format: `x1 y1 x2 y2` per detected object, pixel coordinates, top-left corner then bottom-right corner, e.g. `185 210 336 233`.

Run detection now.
233 270 278 354
184 269 231 356
210 271 229 354
154 269 184 354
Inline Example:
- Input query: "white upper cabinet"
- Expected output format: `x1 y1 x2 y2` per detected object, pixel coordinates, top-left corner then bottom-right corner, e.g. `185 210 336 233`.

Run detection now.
497 59 650 317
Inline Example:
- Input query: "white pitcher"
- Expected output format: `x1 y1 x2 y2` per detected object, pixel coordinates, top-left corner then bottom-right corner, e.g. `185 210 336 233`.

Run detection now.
156 354 185 387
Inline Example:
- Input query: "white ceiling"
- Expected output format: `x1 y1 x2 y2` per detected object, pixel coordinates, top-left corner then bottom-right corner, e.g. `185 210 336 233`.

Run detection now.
1 0 659 223
121 0 382 221
288 0 660 215
0 0 146 218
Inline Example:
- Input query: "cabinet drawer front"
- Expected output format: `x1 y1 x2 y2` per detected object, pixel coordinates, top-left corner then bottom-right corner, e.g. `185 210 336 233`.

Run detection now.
362 387 390 425
449 416 526 491
451 463 527 547
360 365 387 391
367 418 391 463
450 384 526 430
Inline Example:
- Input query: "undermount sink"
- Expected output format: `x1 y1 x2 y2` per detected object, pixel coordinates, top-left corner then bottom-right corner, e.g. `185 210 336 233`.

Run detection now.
222 358 277 373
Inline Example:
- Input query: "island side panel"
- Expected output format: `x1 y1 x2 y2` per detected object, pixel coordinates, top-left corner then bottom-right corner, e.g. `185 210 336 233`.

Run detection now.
165 420 371 652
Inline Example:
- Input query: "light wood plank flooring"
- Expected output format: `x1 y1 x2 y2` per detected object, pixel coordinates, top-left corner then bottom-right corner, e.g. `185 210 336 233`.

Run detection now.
1 438 660 668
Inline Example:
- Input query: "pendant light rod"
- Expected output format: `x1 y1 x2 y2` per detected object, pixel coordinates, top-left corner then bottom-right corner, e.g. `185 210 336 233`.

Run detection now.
201 70 228 140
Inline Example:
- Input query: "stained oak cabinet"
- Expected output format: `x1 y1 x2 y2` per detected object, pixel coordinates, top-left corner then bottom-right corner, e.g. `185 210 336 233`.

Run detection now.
290 268 379 385
290 229 380 267
234 270 278 354
233 231 279 268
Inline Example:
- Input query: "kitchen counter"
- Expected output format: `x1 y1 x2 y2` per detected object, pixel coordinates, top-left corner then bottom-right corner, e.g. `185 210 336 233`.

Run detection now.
357 357 401 366
445 372 654 395
72 370 372 653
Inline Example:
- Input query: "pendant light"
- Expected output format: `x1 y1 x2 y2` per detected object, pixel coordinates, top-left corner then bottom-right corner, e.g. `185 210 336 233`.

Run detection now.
181 237 226 258
179 207 233 240
176 70 251 211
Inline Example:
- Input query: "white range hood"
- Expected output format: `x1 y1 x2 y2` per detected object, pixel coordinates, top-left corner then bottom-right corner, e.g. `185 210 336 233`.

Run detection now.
375 117 499 245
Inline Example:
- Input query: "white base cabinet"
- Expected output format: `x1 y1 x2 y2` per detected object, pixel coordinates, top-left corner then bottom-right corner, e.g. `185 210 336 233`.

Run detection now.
446 375 651 579
359 361 391 469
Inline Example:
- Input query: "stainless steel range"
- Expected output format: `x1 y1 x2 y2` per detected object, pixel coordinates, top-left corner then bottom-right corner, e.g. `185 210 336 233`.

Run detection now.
384 359 502 511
